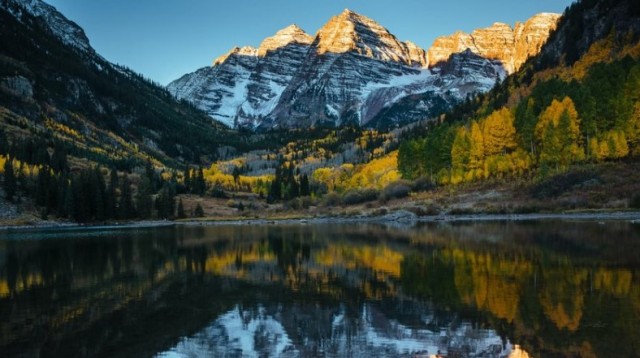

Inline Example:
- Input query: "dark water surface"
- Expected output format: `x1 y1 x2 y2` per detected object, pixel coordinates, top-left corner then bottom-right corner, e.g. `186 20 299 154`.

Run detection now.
1 221 639 357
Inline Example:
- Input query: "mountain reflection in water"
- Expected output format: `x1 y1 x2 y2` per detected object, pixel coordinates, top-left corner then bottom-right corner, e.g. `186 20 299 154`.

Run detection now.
1 221 639 357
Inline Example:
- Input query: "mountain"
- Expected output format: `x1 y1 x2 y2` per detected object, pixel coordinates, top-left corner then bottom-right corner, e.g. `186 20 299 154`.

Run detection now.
428 13 561 74
164 303 518 357
0 0 235 168
168 10 559 130
397 0 640 189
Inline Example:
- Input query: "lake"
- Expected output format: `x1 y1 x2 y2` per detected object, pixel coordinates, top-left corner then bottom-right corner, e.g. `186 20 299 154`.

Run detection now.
1 220 639 357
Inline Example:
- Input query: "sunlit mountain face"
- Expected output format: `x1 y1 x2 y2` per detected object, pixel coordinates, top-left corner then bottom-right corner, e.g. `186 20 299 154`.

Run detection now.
167 10 560 130
2 222 639 357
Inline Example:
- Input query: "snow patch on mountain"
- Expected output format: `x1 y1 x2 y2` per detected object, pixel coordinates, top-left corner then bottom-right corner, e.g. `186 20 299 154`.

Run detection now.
1 0 92 53
168 10 558 129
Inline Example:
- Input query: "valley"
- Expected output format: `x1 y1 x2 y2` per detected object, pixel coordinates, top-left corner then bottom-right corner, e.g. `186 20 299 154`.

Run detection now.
0 0 639 228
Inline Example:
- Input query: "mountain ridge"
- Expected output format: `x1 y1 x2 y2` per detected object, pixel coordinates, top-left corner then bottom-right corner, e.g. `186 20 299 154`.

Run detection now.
168 10 559 130
0 0 236 168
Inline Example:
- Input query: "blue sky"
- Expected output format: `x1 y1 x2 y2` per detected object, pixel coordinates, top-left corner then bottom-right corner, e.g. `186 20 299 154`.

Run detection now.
45 0 575 85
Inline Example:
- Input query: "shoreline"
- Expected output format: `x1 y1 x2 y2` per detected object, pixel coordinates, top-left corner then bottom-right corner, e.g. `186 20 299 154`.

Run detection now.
4 210 640 232
178 210 640 226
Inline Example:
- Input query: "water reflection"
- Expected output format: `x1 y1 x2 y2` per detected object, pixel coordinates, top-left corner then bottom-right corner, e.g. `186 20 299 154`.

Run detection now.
0 221 639 357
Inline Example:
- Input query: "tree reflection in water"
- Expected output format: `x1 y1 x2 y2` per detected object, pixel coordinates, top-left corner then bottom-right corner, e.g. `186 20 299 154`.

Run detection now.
0 221 639 357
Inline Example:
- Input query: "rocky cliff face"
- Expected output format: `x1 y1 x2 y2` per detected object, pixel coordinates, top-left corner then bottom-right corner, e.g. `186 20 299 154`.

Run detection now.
168 10 559 129
0 0 93 53
0 0 232 165
428 13 560 74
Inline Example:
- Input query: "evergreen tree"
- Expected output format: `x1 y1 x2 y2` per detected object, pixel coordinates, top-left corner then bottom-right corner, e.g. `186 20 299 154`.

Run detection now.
136 176 154 219
232 166 241 184
177 198 186 219
106 169 119 219
300 174 310 197
56 174 68 217
183 167 191 193
3 159 16 202
155 182 176 219
63 179 75 220
194 202 205 217
96 167 107 220
118 176 134 219
194 167 206 195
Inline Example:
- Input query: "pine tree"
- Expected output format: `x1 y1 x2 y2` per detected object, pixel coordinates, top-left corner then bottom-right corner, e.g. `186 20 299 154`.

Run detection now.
156 182 176 219
63 180 75 220
177 198 186 219
195 167 206 195
118 176 134 219
93 167 107 221
136 177 154 219
194 203 205 217
232 166 241 185
183 167 191 193
56 174 68 217
106 169 119 219
3 159 16 202
300 174 310 197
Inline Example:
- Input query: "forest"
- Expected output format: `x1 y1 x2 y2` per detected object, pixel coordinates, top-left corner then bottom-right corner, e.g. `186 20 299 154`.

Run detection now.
398 46 640 185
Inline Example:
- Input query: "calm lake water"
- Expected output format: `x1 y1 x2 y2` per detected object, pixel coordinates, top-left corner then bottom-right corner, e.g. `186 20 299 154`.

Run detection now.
1 221 639 357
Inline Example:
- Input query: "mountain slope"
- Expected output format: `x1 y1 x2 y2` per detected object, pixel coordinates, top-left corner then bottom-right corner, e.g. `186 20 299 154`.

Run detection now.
169 10 559 130
0 0 235 167
397 0 640 190
428 13 561 73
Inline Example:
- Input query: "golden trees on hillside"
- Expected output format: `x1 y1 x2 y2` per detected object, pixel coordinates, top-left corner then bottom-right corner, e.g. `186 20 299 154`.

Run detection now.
534 97 585 171
483 107 517 156
450 107 528 183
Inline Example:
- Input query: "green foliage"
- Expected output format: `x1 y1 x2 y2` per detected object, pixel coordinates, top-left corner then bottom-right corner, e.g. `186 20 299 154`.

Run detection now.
400 54 640 186
267 163 310 202
194 203 205 218
398 123 456 181
0 7 252 168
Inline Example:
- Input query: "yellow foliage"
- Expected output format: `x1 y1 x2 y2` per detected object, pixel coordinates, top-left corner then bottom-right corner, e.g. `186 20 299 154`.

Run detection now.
312 152 400 191
469 121 485 173
539 268 588 332
535 97 581 142
594 268 632 297
203 163 272 193
451 127 470 171
588 130 629 160
568 32 615 80
627 101 640 151
0 155 6 174
482 107 517 156
346 152 400 190
45 118 81 139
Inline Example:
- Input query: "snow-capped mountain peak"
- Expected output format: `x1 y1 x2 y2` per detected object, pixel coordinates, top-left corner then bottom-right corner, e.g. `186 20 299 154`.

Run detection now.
168 10 559 129
1 0 92 53
314 8 427 67
213 46 257 66
257 24 313 56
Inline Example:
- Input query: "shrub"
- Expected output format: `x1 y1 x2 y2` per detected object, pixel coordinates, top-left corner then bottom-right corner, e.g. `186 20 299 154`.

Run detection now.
342 188 380 205
531 169 600 199
322 192 342 207
630 194 640 209
412 176 436 192
380 180 412 202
